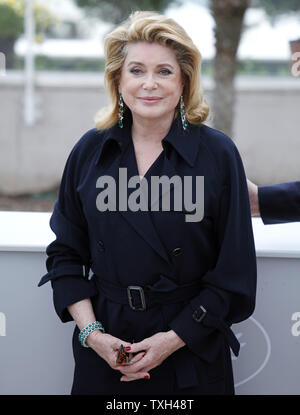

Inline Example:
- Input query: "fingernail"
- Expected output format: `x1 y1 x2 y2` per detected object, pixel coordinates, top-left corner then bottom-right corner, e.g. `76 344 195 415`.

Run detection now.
124 346 131 351
144 375 150 379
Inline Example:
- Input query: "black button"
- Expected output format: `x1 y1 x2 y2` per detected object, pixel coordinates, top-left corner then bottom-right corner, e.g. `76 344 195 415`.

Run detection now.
98 240 105 251
172 247 182 256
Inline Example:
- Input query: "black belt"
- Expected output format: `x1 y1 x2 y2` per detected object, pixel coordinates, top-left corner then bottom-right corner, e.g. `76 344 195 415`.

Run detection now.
94 274 202 311
93 274 240 357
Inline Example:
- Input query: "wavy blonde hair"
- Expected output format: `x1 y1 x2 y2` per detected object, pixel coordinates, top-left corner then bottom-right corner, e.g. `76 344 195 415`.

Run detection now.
94 10 210 130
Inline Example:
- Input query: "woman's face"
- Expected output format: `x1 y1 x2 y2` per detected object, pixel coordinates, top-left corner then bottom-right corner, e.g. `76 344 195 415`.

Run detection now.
118 41 184 124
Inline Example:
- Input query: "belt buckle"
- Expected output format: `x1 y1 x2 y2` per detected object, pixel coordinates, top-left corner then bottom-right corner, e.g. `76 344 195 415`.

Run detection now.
192 305 207 323
127 286 146 311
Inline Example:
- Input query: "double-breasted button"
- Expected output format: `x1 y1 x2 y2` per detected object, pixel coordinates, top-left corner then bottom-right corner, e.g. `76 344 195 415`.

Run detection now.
97 240 105 252
172 247 182 257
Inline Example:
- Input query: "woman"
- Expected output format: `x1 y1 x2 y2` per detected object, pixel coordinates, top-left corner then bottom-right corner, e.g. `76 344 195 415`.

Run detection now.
38 11 257 395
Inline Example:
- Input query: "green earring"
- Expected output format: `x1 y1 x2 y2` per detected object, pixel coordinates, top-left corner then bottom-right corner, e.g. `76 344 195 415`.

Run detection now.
118 92 124 128
180 94 188 130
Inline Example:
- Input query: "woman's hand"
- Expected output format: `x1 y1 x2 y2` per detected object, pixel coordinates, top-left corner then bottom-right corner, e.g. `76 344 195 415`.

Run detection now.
86 331 145 372
115 330 185 382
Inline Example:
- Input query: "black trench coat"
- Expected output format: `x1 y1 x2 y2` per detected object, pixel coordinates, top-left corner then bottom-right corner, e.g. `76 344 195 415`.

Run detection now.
38 111 257 395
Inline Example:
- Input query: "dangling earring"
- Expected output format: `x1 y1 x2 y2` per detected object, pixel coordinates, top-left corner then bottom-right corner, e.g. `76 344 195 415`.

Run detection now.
118 92 124 128
180 94 188 130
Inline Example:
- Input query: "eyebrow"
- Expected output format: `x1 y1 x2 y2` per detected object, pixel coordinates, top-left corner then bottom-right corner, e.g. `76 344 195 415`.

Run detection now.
127 61 175 69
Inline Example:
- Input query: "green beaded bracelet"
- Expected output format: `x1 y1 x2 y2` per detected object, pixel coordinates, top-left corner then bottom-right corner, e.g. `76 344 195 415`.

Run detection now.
78 321 105 348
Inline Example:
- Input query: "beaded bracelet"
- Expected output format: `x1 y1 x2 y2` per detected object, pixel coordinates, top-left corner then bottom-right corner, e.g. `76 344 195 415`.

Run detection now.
78 321 105 348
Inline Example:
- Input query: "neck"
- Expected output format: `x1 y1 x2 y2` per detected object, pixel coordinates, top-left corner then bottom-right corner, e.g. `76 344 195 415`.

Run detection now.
131 112 175 146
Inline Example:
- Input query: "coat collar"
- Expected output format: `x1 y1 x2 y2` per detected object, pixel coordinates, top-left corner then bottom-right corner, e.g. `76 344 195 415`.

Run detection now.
94 110 200 167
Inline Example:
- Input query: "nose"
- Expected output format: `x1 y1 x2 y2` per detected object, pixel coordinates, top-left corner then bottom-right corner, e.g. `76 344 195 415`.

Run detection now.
142 73 158 90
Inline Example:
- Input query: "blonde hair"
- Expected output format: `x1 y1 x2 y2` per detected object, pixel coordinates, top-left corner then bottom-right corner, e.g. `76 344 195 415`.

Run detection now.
94 10 210 130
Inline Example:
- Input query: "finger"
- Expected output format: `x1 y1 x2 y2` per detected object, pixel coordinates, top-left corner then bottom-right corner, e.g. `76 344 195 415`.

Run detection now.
128 351 146 364
119 359 157 378
120 372 150 382
116 358 148 374
112 335 136 351
125 341 148 354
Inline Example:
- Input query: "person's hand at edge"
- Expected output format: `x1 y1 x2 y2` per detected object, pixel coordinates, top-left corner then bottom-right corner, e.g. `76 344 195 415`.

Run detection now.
247 178 260 216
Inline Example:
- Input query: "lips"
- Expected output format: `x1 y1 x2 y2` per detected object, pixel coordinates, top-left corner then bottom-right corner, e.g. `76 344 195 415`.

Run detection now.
138 97 162 102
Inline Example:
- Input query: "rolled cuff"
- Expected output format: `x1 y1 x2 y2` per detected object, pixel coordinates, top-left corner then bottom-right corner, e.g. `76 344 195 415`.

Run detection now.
168 287 241 363
51 275 98 323
38 264 86 287
168 303 221 363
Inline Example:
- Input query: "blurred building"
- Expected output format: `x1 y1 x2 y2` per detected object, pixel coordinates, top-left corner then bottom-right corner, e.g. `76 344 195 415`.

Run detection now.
1 0 299 195
15 0 112 59
14 0 300 61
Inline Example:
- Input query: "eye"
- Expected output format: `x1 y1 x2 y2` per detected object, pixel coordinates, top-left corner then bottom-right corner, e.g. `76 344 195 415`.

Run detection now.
160 68 172 75
130 68 142 74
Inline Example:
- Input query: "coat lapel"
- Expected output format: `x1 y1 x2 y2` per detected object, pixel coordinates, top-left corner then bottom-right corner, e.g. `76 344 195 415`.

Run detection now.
95 138 171 265
117 139 172 265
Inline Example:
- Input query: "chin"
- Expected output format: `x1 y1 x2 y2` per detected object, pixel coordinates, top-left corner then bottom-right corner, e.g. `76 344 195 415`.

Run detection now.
134 109 171 121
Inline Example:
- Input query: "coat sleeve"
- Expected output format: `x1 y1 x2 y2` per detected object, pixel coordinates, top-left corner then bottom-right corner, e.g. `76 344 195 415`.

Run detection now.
38 145 98 323
168 140 257 363
258 181 300 224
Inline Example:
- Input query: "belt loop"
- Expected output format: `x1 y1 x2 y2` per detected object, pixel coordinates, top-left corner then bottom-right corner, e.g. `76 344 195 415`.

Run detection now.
84 264 90 279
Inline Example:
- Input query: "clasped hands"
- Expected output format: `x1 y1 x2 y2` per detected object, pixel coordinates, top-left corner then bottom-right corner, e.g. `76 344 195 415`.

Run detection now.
87 330 185 382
